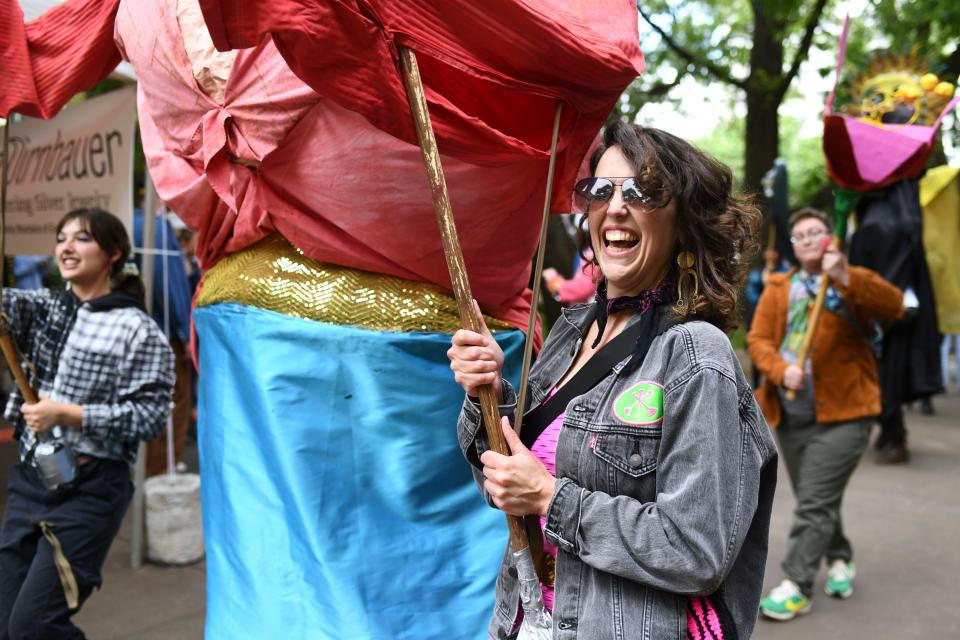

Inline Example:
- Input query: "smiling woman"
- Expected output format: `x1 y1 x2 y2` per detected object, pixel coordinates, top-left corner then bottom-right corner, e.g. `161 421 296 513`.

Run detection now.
583 147 678 298
575 122 762 331
54 208 145 306
0 208 173 639
450 122 776 640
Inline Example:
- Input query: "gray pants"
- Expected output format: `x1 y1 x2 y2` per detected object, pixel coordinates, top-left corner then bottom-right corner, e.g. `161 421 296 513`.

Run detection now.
776 414 872 596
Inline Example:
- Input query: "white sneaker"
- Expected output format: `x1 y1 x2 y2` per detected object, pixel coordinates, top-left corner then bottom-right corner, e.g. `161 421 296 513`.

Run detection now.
824 560 855 599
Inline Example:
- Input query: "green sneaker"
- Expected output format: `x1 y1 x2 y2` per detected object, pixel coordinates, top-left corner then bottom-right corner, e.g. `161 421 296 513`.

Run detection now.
760 579 812 621
825 560 855 599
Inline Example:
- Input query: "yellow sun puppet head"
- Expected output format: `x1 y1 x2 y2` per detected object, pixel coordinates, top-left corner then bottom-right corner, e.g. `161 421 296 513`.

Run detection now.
842 52 955 127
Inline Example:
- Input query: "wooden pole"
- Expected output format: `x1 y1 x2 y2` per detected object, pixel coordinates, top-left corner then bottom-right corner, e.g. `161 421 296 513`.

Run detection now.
398 47 529 550
785 237 837 401
0 330 39 404
514 102 563 431
0 310 41 447
785 277 828 401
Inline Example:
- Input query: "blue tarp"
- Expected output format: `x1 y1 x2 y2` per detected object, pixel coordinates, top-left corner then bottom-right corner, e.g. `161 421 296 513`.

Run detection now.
194 303 522 639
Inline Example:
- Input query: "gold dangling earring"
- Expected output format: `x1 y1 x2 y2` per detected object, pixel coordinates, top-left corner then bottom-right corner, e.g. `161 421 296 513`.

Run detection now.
674 250 699 315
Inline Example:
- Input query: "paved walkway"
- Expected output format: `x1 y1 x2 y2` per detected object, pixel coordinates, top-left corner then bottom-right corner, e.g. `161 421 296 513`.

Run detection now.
2 390 958 639
754 390 960 640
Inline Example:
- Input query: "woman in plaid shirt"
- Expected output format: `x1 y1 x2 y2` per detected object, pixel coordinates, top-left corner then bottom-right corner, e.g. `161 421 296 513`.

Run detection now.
0 208 174 640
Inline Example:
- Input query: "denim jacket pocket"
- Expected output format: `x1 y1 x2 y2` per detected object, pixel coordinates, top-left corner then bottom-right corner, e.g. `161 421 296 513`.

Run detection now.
592 428 661 478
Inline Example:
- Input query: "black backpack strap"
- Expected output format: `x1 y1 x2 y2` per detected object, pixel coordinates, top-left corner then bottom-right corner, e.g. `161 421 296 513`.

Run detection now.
520 310 657 449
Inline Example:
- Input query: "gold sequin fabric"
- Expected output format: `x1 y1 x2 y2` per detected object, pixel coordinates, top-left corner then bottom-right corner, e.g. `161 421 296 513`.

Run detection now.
197 235 513 334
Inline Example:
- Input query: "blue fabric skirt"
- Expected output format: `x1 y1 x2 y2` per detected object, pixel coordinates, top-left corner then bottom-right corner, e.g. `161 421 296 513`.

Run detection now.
194 303 521 639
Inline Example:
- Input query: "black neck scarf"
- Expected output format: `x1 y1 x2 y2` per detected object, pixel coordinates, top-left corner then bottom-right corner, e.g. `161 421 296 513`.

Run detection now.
591 277 675 349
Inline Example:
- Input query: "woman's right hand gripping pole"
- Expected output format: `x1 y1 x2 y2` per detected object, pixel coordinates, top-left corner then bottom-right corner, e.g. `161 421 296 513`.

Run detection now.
447 300 504 400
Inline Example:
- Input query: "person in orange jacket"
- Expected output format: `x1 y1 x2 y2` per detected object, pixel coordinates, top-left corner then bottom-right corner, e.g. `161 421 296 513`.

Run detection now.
748 207 903 621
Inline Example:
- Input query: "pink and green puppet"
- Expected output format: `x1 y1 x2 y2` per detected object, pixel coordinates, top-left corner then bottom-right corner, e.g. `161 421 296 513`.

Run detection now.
822 16 955 451
823 16 957 237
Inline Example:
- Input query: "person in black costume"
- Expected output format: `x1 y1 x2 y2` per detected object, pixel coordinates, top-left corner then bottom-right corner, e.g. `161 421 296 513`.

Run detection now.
848 178 943 463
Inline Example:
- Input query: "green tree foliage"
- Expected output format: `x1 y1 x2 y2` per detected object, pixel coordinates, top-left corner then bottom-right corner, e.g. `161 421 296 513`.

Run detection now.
620 1 960 218
620 0 831 196
870 0 960 75
694 114 825 209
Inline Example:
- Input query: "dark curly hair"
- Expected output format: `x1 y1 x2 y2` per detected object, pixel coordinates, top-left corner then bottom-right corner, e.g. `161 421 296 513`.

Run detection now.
579 121 761 331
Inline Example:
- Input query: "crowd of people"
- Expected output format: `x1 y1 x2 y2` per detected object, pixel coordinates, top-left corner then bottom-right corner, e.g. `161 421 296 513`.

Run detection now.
3 119 953 638
0 54 953 640
11 0 960 636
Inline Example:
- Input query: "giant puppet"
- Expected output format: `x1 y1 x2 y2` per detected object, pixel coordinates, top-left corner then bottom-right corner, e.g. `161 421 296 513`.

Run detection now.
1 0 644 637
814 18 956 460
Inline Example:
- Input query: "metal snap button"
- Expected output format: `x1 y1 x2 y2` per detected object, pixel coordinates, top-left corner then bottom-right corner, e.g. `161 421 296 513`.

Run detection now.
628 453 643 468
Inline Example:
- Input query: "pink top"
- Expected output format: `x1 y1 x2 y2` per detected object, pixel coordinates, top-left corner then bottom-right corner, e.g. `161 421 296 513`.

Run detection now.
528 396 565 612
503 391 563 636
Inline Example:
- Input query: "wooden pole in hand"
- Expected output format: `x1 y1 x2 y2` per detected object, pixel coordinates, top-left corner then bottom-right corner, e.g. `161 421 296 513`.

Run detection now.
0 328 39 405
397 47 529 549
785 237 836 401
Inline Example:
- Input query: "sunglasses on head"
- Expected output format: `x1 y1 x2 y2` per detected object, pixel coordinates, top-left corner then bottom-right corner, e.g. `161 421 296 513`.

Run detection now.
573 177 655 212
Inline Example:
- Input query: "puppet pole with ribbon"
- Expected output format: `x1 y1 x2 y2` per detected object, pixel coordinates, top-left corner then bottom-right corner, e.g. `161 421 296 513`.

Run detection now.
399 46 553 638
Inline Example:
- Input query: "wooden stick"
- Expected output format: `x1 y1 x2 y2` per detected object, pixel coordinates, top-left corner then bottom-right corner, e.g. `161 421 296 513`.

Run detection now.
785 277 828 401
785 237 837 401
0 327 38 404
514 101 563 432
398 47 528 549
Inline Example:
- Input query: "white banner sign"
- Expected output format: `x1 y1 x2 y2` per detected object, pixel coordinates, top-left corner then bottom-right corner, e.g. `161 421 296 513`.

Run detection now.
1 86 136 256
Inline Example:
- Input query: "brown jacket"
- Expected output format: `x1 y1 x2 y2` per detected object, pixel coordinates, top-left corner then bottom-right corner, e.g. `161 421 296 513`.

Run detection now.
747 266 903 427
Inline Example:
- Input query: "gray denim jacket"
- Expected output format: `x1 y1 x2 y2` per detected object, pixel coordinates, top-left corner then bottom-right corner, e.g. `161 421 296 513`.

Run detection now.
458 303 777 639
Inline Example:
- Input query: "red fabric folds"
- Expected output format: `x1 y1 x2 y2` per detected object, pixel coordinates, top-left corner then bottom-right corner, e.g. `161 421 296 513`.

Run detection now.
0 0 121 119
197 0 644 211
3 0 643 338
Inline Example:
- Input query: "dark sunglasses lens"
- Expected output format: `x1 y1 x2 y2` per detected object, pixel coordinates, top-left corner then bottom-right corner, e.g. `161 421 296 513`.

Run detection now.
573 178 614 211
620 178 648 204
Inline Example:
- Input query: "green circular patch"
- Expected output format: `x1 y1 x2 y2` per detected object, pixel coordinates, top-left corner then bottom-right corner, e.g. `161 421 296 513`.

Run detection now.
612 381 664 425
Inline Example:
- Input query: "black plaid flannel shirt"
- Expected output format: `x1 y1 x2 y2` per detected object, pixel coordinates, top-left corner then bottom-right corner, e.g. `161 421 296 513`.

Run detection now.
2 289 175 465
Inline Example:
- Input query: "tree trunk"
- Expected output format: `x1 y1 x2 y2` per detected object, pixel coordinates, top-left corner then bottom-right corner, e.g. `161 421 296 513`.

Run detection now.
744 90 780 198
743 2 784 197
743 2 786 266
